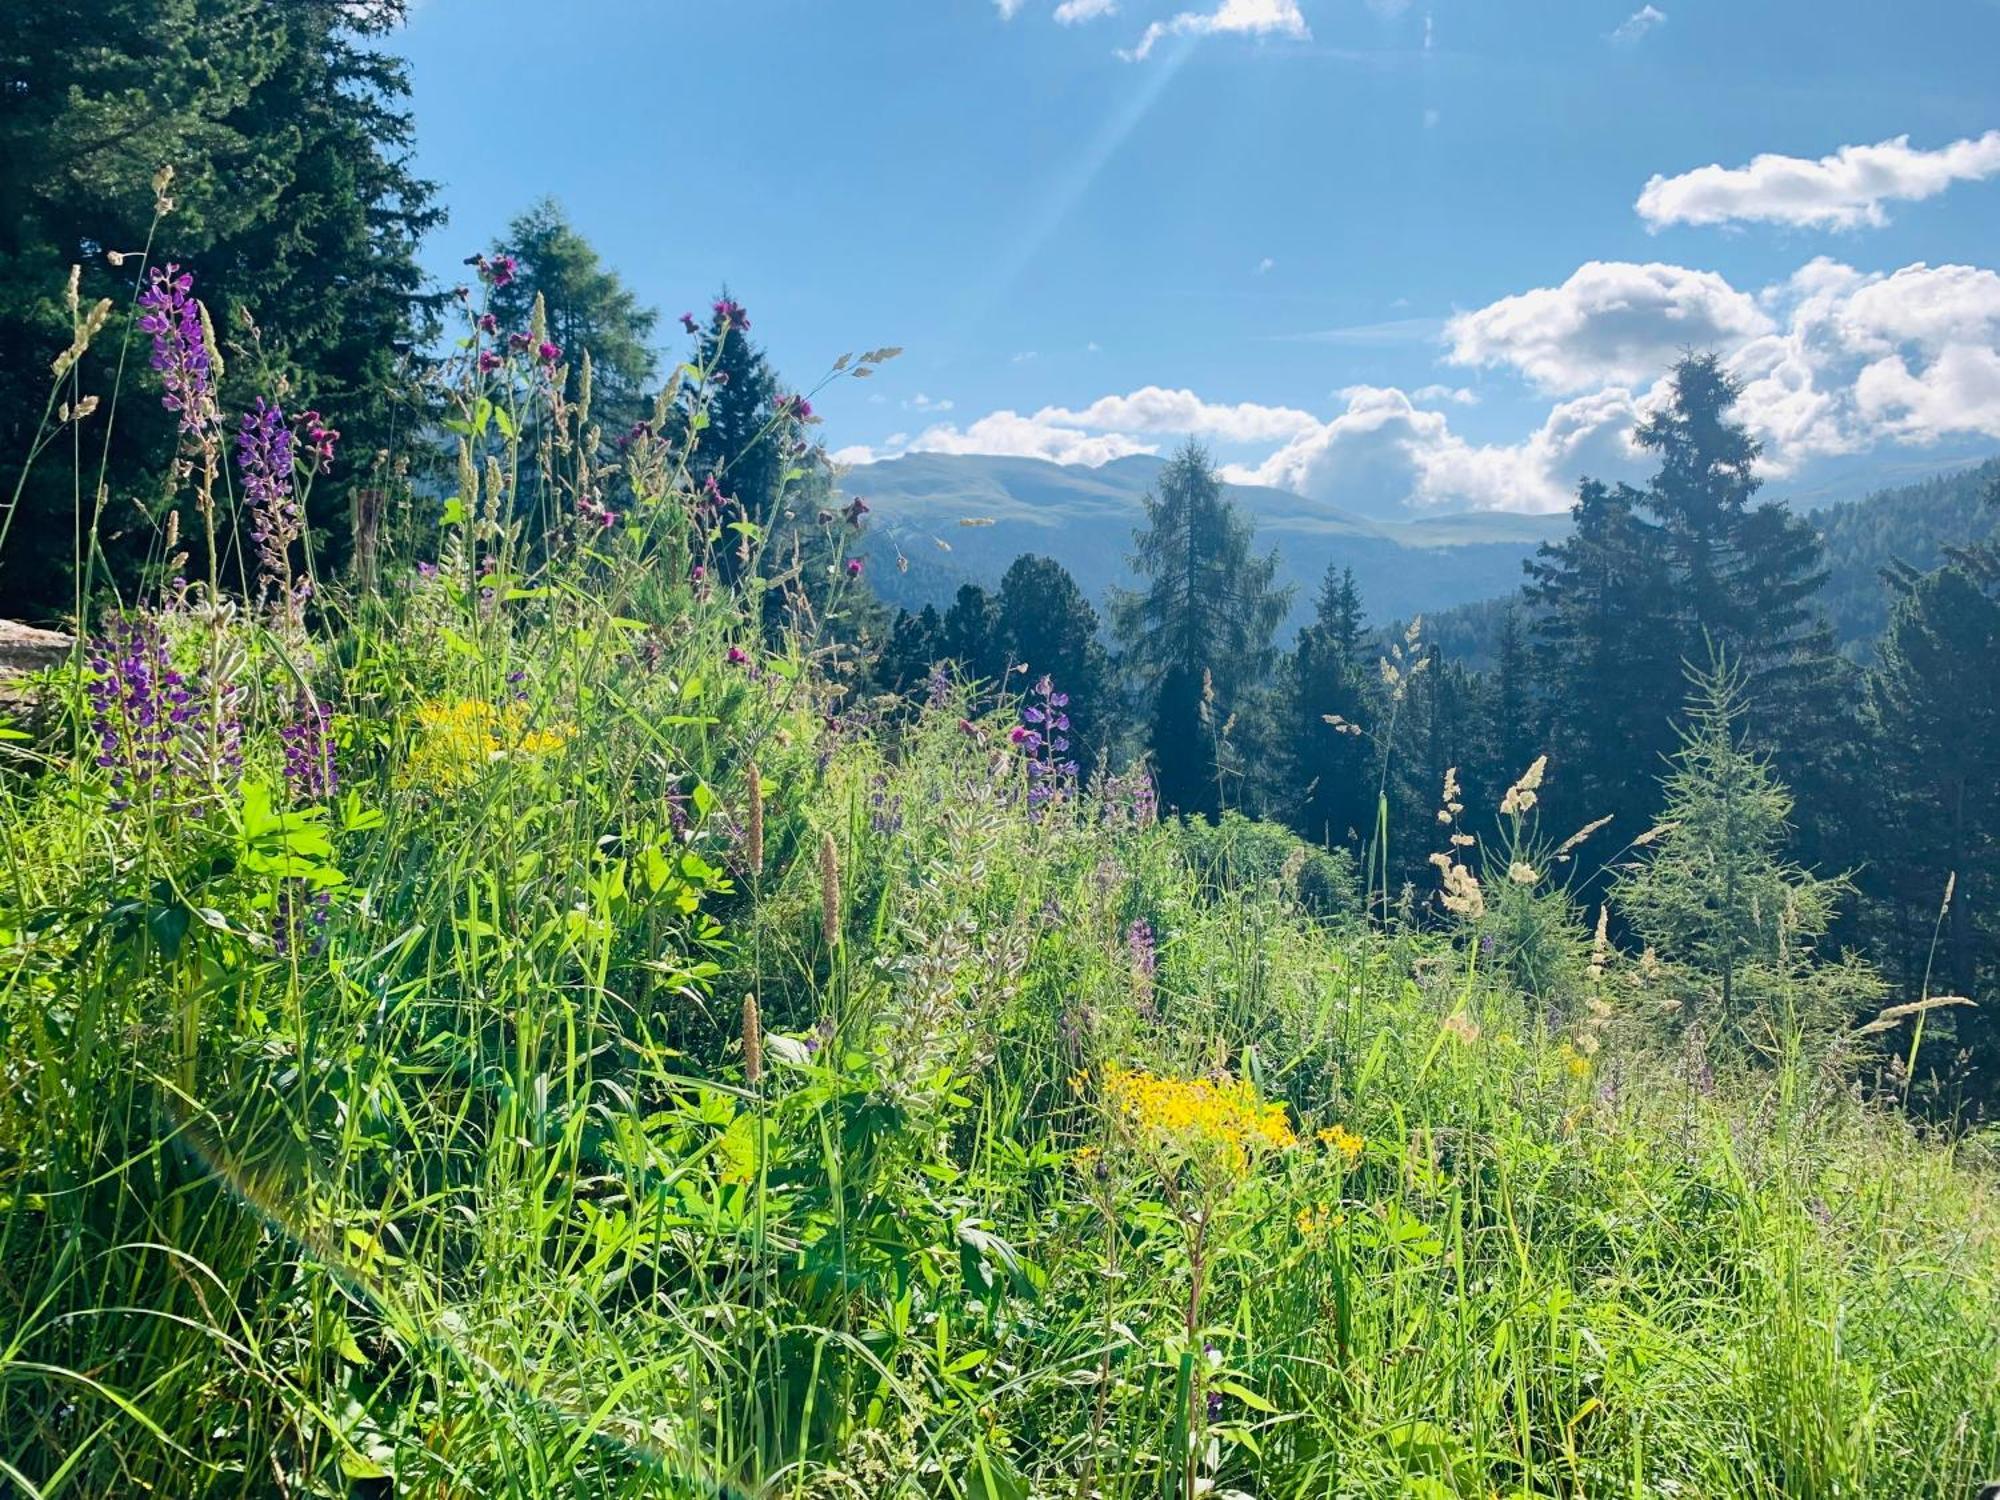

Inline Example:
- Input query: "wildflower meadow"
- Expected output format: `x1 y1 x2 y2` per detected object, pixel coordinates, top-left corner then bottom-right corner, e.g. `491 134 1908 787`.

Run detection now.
1 181 1997 1500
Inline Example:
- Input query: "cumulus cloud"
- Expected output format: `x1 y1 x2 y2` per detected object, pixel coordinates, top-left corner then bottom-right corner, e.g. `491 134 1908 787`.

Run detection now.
1122 0 1309 62
993 0 1027 17
1226 385 1647 514
1446 260 1773 392
905 392 955 412
1637 131 2000 231
1054 0 1118 21
1608 5 1665 45
839 256 2000 511
1036 386 1323 443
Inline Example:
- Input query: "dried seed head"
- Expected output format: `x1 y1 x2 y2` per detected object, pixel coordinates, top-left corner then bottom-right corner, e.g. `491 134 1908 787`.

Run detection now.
1500 755 1547 818
165 509 180 549
741 992 764 1086
819 831 842 948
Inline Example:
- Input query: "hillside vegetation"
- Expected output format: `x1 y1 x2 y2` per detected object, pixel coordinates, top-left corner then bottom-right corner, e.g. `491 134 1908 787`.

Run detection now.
4 258 1999 1500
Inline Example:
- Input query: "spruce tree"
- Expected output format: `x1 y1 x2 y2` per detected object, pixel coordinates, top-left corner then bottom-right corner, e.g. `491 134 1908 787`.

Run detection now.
0 0 439 616
1112 442 1290 819
994 554 1116 762
1288 565 1376 850
1614 655 1847 1029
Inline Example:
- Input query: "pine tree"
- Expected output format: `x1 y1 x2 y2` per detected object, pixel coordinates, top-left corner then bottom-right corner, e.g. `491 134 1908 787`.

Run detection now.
1614 655 1848 1029
489 198 658 432
684 294 784 588
1288 565 1375 850
1865 562 2000 1050
1525 479 1679 841
1112 442 1290 819
994 554 1116 762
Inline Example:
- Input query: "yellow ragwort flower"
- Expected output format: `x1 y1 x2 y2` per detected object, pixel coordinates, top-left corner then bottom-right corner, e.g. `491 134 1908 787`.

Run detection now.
402 698 572 790
1315 1124 1364 1167
1100 1064 1297 1177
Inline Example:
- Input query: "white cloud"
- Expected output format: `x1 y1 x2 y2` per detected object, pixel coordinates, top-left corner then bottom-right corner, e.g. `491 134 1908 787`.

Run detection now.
1037 386 1323 443
1226 384 1647 514
1446 260 1774 392
1608 5 1665 45
1011 350 1039 364
994 0 1027 18
837 256 2000 508
1257 256 1276 274
1122 0 1309 61
908 411 1159 466
905 392 955 412
1055 0 1118 21
1637 131 2000 231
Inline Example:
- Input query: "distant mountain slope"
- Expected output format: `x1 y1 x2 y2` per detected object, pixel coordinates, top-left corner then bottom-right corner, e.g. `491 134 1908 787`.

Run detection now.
838 452 1568 632
1419 456 2000 667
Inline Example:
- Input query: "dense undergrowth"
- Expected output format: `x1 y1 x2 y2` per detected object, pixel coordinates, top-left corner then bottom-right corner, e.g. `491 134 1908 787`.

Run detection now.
2 258 1998 1499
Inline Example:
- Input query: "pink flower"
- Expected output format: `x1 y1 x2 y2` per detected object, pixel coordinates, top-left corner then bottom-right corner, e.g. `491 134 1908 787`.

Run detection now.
845 558 863 578
477 351 501 374
489 254 518 288
727 646 749 665
538 341 562 365
679 311 698 334
477 313 498 333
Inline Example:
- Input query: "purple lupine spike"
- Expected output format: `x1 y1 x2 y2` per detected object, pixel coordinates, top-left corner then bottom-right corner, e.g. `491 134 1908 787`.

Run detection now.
135 263 213 435
238 399 302 617
280 698 337 801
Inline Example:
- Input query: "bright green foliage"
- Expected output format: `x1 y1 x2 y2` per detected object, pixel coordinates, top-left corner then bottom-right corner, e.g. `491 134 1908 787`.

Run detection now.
1113 442 1291 819
2 242 1999 1500
1614 656 1853 1030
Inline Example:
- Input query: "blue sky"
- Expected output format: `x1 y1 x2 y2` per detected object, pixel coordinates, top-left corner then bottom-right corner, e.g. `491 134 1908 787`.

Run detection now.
397 0 2000 516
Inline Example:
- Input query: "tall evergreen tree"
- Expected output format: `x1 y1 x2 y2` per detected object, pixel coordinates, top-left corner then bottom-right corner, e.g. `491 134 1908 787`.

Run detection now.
1865 562 2000 1049
1288 565 1375 850
1525 479 1680 840
680 293 783 587
994 554 1116 762
0 0 439 617
1112 442 1290 819
489 198 658 432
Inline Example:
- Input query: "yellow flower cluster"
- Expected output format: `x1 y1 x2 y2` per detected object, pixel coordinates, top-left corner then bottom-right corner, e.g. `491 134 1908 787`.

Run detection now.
1097 1064 1297 1176
403 698 571 790
1295 1201 1346 1238
1315 1124 1364 1167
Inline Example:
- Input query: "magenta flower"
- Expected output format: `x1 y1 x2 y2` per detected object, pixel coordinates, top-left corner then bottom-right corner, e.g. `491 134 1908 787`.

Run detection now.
298 409 339 466
477 312 498 333
727 646 749 665
784 393 814 422
489 254 518 287
845 558 863 578
477 350 502 375
679 311 698 335
507 331 532 354
538 340 562 365
842 496 870 528
712 297 749 330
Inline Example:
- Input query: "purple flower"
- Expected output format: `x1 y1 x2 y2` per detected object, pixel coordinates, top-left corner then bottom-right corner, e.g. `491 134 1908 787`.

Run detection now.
727 646 749 665
507 331 533 354
86 613 240 799
280 698 337 801
784 393 814 422
1018 675 1080 814
477 312 498 334
489 254 518 288
679 311 699 335
135 263 213 435
843 496 870 528
1127 918 1157 979
712 297 749 330
538 340 562 365
238 399 302 616
477 350 502 375
845 557 863 578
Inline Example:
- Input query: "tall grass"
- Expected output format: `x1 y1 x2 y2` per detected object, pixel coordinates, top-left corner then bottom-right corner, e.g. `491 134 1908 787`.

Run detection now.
1 258 1997 1499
